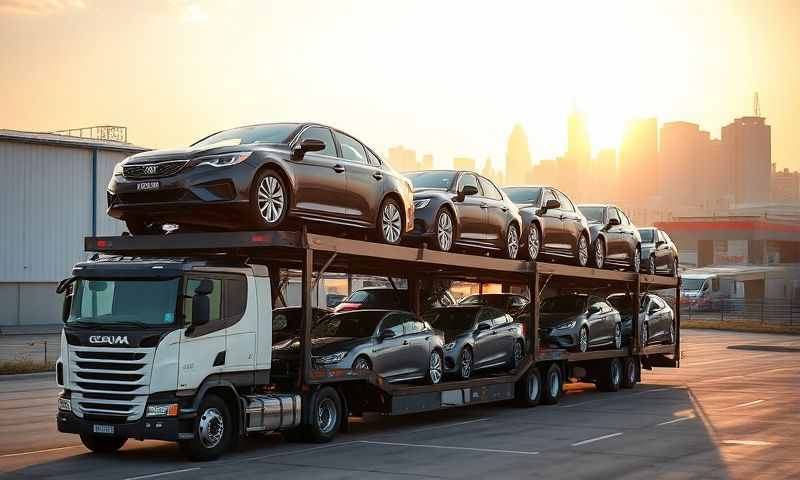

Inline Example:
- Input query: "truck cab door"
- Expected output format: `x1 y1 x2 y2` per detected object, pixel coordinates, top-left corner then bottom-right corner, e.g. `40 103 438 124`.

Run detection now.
178 275 227 390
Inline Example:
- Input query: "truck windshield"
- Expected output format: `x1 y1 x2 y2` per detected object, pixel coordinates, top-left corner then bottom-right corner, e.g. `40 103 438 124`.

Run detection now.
68 278 180 327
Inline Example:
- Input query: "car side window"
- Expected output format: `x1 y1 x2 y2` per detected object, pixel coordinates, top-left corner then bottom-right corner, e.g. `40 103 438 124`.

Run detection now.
402 313 426 334
334 131 367 164
617 209 630 225
366 149 382 167
478 177 503 200
511 296 526 307
457 173 482 195
298 127 337 157
542 189 558 207
379 313 405 337
608 207 620 224
555 190 575 212
481 307 506 326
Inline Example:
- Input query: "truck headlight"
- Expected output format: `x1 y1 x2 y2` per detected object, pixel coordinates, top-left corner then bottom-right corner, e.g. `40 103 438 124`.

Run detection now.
197 152 252 168
414 199 431 209
555 320 576 330
444 342 456 351
315 351 348 365
146 404 179 417
58 394 71 412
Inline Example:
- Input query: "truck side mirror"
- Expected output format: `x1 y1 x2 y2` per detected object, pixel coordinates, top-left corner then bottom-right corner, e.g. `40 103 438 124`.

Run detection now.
62 289 73 323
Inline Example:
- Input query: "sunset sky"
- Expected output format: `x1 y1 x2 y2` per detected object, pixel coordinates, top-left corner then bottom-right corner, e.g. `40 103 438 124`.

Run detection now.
1 0 799 171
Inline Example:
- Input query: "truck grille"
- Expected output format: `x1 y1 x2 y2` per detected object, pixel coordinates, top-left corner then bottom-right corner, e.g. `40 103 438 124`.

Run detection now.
69 346 154 422
123 160 187 179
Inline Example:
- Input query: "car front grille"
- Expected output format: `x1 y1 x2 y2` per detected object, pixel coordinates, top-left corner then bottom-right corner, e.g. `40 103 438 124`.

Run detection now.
123 160 188 179
69 347 154 422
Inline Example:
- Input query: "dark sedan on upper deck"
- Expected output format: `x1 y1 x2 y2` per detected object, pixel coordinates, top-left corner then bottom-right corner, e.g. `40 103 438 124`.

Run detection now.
107 123 414 244
577 204 642 272
404 170 522 259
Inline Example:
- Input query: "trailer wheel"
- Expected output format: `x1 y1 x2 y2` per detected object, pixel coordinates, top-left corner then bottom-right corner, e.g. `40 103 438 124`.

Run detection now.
303 386 342 443
621 357 637 389
515 366 541 407
79 434 127 454
596 358 623 392
541 363 563 405
179 393 232 461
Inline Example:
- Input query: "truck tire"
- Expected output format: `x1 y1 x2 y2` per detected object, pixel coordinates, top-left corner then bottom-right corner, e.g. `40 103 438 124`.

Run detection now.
179 393 232 461
79 434 127 454
621 357 637 389
596 358 623 392
301 386 342 443
541 363 563 405
515 366 541 407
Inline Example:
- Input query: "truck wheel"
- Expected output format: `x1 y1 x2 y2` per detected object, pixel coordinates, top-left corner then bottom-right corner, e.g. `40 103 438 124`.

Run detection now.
79 434 127 454
596 358 623 392
621 357 637 389
304 386 342 443
179 394 232 461
541 363 563 405
515 366 541 407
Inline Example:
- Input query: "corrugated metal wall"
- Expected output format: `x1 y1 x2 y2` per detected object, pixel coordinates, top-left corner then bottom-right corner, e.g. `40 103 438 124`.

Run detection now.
0 140 129 327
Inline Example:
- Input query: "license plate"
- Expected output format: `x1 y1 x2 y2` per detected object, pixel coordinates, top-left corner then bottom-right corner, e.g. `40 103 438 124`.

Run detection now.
137 181 160 191
93 424 114 434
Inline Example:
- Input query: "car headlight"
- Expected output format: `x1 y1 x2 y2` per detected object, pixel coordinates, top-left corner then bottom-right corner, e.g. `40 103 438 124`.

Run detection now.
444 342 456 351
197 152 252 168
57 395 71 412
414 199 431 209
113 161 125 176
146 404 179 417
555 320 576 330
315 351 348 365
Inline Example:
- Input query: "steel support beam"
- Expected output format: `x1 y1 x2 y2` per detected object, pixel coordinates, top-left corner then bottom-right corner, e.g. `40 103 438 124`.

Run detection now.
300 247 314 387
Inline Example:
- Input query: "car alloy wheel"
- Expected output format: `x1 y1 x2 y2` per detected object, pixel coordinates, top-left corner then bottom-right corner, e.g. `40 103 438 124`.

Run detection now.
579 326 589 353
527 225 540 260
380 201 402 244
649 256 656 275
577 235 589 267
353 357 371 370
506 224 519 259
460 347 472 379
257 174 285 225
593 239 605 269
614 324 622 349
198 407 225 449
641 323 648 348
428 350 443 384
632 247 641 272
435 209 454 252
512 340 524 368
666 321 675 344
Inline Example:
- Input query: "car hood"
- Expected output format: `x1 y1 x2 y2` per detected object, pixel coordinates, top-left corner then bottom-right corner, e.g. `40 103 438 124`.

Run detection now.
122 143 286 165
412 188 452 199
272 336 367 356
539 313 581 329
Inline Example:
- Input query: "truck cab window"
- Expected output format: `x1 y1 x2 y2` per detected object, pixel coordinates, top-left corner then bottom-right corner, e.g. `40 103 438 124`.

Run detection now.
184 277 222 327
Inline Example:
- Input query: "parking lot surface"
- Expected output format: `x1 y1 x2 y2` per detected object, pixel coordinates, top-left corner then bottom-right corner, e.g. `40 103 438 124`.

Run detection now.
1 329 798 480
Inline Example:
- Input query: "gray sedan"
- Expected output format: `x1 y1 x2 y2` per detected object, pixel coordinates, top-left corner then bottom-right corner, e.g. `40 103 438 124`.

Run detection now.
273 309 445 384
538 294 623 352
607 293 675 346
423 306 525 380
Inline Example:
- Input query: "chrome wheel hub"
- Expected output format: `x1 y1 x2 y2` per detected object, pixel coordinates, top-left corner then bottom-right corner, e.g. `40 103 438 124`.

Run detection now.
381 203 402 243
614 324 622 349
257 175 284 224
649 258 656 275
429 351 443 384
507 226 519 259
528 373 540 400
577 236 588 266
354 358 371 370
461 349 472 378
437 212 453 251
528 226 540 260
579 328 588 352
595 241 605 269
198 407 224 449
317 398 337 434
513 341 523 365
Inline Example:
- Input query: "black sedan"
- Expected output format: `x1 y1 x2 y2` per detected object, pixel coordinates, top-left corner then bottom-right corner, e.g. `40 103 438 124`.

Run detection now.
577 204 642 271
503 185 591 265
107 123 415 245
538 294 622 352
639 228 679 276
404 170 522 258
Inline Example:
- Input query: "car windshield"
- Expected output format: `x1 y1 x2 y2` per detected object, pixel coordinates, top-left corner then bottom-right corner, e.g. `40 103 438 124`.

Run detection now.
68 278 180 326
405 171 457 190
504 187 542 205
682 278 706 291
424 308 477 333
578 206 605 223
607 295 645 314
459 294 509 309
541 296 586 314
345 289 406 307
639 229 655 242
191 123 299 148
312 311 382 338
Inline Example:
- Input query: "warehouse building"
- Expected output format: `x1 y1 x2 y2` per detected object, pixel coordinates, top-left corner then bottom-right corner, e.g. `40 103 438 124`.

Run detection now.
0 129 148 332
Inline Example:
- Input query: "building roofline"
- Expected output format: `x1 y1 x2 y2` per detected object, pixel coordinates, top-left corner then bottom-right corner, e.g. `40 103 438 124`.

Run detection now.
0 129 150 153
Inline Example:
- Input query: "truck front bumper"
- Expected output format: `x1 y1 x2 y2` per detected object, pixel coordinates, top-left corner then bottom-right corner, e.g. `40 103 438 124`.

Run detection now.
57 411 187 441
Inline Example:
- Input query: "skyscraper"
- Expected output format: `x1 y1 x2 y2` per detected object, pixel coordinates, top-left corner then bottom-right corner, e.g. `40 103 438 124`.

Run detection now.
388 146 417 172
506 124 532 185
420 154 434 171
721 116 771 205
619 118 658 205
453 157 476 170
562 109 591 200
591 148 617 203
481 157 503 185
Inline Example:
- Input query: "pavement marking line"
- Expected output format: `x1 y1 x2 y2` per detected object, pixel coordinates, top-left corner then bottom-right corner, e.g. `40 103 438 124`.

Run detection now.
357 440 539 456
657 416 695 426
733 399 765 408
123 467 200 480
406 418 488 433
238 441 361 462
0 445 81 458
721 440 774 446
571 432 623 446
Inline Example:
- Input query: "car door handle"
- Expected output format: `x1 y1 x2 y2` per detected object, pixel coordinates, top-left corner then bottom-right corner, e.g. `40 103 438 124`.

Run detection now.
372 172 383 180
333 164 345 173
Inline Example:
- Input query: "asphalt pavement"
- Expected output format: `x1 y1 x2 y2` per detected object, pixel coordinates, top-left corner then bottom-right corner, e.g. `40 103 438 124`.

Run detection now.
1 329 798 480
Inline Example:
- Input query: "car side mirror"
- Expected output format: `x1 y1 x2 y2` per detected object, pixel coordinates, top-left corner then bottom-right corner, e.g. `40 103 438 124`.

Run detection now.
378 329 396 342
460 185 479 197
608 218 621 227
656 240 665 247
476 322 491 332
588 305 601 315
543 199 560 210
292 138 326 161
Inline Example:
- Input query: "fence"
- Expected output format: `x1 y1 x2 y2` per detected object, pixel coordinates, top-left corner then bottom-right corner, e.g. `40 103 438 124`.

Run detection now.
0 341 56 366
680 298 800 325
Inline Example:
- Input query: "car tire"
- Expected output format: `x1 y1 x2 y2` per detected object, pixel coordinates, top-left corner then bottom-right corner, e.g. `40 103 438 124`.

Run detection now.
621 357 637 389
505 223 520 259
591 238 605 269
458 346 473 380
649 255 656 275
427 349 444 385
613 323 622 350
515 366 541 407
525 223 541 261
352 356 372 371
596 358 623 392
299 386 342 443
377 197 404 245
251 169 288 229
507 339 524 370
631 246 641 272
575 234 589 267
179 393 232 461
577 325 589 353
433 208 455 252
541 363 563 405
79 434 127 454
641 322 649 348
664 320 675 345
